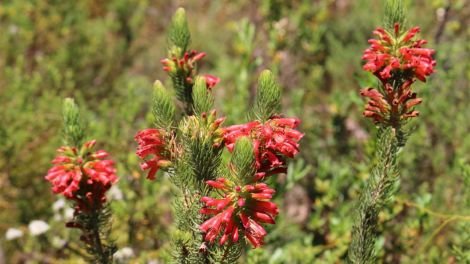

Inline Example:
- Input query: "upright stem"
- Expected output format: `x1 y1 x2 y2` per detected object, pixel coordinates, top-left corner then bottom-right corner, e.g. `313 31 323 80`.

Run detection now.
348 128 401 263
91 209 107 264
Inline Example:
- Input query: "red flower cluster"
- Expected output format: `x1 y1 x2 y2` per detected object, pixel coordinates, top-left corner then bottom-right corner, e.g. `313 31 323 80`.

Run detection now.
360 23 436 125
223 117 304 180
200 178 278 247
362 23 436 82
135 128 172 180
361 80 422 125
161 50 220 89
45 140 118 211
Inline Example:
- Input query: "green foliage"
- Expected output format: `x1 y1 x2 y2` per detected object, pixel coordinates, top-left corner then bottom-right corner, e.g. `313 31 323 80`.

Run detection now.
152 81 176 129
166 7 195 114
75 206 117 264
384 0 407 30
348 127 402 263
219 18 260 123
168 7 191 56
192 77 214 115
230 137 256 185
2 0 470 263
253 70 281 121
62 98 85 147
451 161 470 262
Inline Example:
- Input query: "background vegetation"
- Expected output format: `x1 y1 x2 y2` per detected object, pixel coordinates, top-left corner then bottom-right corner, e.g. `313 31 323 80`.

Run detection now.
1 0 469 263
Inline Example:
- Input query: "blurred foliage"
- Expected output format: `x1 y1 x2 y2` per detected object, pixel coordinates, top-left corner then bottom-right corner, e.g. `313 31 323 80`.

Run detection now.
1 0 470 263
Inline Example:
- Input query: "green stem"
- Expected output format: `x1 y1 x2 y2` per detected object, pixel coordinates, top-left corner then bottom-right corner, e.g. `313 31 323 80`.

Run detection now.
348 127 401 264
91 209 108 264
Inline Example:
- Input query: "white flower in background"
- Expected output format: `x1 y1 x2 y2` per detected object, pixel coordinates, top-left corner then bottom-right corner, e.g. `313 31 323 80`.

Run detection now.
52 199 66 212
28 220 50 236
64 208 75 220
113 247 134 261
5 228 23 240
108 185 123 201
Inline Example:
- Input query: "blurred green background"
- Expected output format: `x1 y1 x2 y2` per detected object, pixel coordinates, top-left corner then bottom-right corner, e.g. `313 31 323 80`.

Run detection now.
1 0 470 263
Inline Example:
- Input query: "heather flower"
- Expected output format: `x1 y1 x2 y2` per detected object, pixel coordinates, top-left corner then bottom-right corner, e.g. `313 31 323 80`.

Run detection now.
161 50 219 89
200 178 278 247
203 74 220 89
134 128 172 180
361 80 422 125
223 117 303 180
362 23 436 82
45 140 118 211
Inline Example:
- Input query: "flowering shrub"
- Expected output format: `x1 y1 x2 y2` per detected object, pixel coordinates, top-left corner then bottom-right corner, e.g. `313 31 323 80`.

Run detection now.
3 0 467 263
348 3 437 263
44 99 118 263
130 8 304 262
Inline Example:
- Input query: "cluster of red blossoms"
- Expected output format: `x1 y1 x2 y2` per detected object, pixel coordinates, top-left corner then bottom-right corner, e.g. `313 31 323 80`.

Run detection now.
362 23 436 82
200 178 278 247
135 128 172 180
45 140 118 212
199 117 303 247
360 23 436 125
161 50 220 89
134 115 303 247
223 117 304 181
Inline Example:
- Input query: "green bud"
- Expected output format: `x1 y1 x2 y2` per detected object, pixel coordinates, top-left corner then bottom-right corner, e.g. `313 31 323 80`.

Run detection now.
231 137 255 184
253 69 281 121
153 80 176 128
192 76 214 115
384 0 406 31
168 7 191 55
62 98 85 147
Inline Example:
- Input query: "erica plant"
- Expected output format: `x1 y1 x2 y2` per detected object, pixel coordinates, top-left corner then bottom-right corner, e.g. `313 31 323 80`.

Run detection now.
134 8 303 263
348 1 436 263
44 99 118 263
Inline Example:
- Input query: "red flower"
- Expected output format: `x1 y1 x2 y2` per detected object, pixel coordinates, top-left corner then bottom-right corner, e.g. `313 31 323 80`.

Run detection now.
134 128 172 180
161 50 206 74
203 74 220 89
45 140 118 211
223 117 303 180
161 50 220 89
360 80 422 125
362 23 436 82
200 178 278 247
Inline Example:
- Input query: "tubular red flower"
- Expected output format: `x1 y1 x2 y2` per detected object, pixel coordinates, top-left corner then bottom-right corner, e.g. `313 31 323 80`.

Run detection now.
199 178 278 248
161 50 220 89
222 117 303 179
45 140 118 211
203 74 220 89
134 128 172 180
360 80 423 125
362 23 436 82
